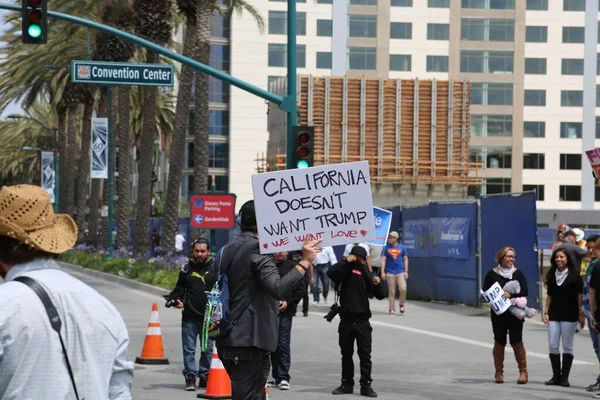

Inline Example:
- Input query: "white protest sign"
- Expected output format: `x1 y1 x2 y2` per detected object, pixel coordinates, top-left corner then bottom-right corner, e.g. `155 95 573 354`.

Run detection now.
480 282 511 315
251 161 375 254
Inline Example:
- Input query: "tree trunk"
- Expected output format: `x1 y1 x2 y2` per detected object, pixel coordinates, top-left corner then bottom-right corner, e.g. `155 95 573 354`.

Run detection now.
162 17 198 253
98 89 117 248
58 111 67 213
192 0 216 196
75 101 93 242
133 51 160 255
116 85 132 250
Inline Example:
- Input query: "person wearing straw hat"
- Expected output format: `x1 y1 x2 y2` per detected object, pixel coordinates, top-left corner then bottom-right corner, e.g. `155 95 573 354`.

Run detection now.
0 185 134 400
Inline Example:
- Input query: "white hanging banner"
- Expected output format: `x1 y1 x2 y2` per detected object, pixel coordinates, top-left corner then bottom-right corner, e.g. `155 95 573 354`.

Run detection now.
41 151 55 204
91 117 108 179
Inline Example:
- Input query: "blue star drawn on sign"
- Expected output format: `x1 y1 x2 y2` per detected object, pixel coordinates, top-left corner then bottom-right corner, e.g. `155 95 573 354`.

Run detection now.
194 215 203 224
194 199 203 208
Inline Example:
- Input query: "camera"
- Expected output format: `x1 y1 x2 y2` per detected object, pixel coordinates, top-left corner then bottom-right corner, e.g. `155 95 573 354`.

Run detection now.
324 303 340 323
163 293 181 308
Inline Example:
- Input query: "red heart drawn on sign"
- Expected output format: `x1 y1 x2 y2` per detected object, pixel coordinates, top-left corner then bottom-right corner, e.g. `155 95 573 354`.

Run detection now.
360 230 367 237
263 243 268 249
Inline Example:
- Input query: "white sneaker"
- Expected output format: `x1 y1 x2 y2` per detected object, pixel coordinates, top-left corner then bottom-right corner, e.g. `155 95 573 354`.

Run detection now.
312 300 319 306
278 380 290 390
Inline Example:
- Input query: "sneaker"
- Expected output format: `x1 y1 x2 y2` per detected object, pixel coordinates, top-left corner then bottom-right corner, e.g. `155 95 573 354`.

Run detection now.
332 385 353 395
593 392 600 399
266 380 276 387
198 375 208 389
587 382 600 392
278 380 291 390
185 373 197 391
389 309 395 315
303 312 308 317
313 300 319 306
400 305 405 314
360 385 378 397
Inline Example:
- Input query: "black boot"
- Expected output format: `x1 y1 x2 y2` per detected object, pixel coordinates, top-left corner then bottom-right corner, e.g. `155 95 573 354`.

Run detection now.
333 380 353 395
545 354 561 385
560 353 574 387
360 384 378 397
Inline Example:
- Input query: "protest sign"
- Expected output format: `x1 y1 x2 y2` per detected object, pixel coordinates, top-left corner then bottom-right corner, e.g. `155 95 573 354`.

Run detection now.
585 147 600 185
368 207 392 246
251 161 375 254
480 282 511 315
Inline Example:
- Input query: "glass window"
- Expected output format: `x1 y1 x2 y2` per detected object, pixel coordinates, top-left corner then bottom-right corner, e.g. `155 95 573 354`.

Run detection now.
596 116 600 139
268 44 306 68
392 0 412 5
526 0 548 10
524 89 546 106
390 54 411 71
524 121 545 138
268 11 306 35
560 185 581 201
523 153 545 169
523 185 545 201
210 44 230 71
560 154 582 170
348 47 376 70
185 174 229 195
316 52 332 69
461 0 514 9
317 19 333 37
209 78 230 103
426 55 449 72
525 58 546 75
350 0 377 4
470 114 512 137
461 18 515 42
562 58 584 75
525 26 548 43
349 15 377 38
460 50 513 74
208 143 229 169
209 110 229 137
391 22 412 39
317 0 332 3
560 121 582 138
211 12 230 38
469 145 512 168
564 0 585 11
484 178 511 195
563 27 584 43
471 82 513 105
561 90 583 107
427 23 449 40
428 0 449 6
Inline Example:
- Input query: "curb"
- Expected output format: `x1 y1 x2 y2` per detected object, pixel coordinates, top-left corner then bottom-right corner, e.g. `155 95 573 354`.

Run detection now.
58 262 167 297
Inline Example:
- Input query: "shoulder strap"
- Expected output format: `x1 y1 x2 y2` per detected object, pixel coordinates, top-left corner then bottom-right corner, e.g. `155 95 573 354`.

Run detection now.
14 276 82 400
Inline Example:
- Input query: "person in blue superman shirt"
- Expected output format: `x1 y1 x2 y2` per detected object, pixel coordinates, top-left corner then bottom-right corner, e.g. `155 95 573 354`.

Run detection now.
380 231 409 315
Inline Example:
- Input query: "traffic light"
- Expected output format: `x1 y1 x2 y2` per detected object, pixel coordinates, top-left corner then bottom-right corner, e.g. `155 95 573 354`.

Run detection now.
22 0 47 44
291 126 314 169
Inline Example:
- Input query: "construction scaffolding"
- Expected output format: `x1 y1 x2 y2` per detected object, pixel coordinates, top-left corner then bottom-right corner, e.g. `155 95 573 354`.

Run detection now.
260 76 482 186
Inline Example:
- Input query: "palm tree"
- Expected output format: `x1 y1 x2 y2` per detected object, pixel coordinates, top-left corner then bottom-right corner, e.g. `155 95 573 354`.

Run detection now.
132 0 174 255
75 92 95 241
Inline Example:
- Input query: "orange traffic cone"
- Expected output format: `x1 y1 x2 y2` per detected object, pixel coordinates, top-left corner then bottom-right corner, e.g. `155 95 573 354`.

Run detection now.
135 303 169 365
264 384 269 399
197 344 232 399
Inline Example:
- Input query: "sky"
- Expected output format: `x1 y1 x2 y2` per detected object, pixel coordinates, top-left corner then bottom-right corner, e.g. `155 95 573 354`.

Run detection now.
0 9 26 120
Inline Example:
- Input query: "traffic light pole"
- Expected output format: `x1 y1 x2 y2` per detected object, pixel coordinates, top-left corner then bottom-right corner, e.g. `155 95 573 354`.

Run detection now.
107 85 115 256
285 0 297 170
52 127 59 214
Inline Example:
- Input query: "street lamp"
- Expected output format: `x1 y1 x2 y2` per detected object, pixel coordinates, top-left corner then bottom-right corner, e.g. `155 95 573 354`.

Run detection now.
8 114 59 213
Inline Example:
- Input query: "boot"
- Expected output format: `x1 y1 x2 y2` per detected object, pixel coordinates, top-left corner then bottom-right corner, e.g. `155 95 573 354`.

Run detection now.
360 384 378 398
512 342 528 384
493 343 505 383
545 354 561 385
333 379 353 395
560 353 574 387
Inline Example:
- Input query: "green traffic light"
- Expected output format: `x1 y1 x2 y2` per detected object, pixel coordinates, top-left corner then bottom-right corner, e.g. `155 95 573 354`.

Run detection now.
297 160 309 169
28 24 42 38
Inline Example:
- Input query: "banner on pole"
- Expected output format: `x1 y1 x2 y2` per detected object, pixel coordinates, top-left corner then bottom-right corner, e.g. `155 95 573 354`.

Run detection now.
91 117 108 179
429 217 471 259
481 282 511 315
368 207 392 246
585 147 600 185
41 151 55 203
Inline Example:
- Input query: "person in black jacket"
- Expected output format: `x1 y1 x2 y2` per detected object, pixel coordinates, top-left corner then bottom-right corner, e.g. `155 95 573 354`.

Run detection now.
167 238 217 391
482 247 529 385
215 200 321 400
268 251 307 390
328 245 385 398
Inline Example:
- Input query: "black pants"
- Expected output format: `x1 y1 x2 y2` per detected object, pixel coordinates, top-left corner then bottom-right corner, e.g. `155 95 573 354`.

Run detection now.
219 347 270 400
271 312 293 383
302 273 310 314
491 312 524 345
338 319 373 386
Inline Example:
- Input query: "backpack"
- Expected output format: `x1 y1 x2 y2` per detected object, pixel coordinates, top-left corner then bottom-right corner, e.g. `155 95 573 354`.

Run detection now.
201 240 257 351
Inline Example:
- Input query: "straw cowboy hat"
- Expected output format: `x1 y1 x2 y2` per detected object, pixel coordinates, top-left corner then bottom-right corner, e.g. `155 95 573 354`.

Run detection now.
0 185 77 254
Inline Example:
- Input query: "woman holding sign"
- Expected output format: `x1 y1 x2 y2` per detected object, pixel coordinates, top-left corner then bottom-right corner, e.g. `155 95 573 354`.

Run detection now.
543 249 585 387
483 247 529 385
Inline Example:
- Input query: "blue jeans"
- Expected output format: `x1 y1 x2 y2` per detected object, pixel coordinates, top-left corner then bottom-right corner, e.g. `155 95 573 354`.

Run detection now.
589 319 600 363
313 264 330 302
548 321 577 355
271 313 293 383
181 320 213 377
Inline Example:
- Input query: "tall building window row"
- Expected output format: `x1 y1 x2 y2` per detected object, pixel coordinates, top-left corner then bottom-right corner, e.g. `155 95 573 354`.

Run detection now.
470 146 512 169
524 89 546 107
561 90 583 107
523 184 545 201
349 15 377 38
392 0 412 5
524 121 545 138
427 55 448 72
428 0 449 7
563 27 584 43
462 0 514 9
391 22 413 39
563 0 585 11
526 0 548 10
316 52 332 69
562 58 584 75
427 23 449 41
390 54 411 71
461 18 514 42
471 82 513 106
524 58 546 75
350 0 377 5
470 114 512 137
460 50 513 74
525 26 548 43
268 11 306 36
560 185 581 201
561 121 582 138
523 153 545 169
348 46 376 70
560 154 582 170
268 44 306 68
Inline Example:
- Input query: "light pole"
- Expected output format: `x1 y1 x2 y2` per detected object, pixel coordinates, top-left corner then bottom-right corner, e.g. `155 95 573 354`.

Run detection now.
8 114 59 213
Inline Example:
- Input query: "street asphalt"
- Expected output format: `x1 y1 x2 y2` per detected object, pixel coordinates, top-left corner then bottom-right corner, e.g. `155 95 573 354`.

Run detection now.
10 266 600 400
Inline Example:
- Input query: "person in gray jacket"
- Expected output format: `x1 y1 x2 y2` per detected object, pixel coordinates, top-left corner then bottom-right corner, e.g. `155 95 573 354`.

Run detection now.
557 227 587 270
215 200 321 400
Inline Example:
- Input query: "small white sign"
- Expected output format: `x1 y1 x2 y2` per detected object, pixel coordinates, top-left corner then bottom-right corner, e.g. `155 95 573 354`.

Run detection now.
101 205 108 217
251 161 375 254
481 282 511 315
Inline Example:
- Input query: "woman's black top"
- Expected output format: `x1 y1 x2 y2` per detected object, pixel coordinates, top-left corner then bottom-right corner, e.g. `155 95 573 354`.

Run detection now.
483 268 528 318
547 269 583 322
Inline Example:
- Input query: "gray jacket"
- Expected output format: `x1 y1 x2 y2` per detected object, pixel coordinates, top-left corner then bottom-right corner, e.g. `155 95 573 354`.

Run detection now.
215 232 304 352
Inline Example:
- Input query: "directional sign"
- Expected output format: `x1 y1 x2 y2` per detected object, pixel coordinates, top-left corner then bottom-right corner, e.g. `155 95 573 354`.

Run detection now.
190 193 237 229
71 60 174 87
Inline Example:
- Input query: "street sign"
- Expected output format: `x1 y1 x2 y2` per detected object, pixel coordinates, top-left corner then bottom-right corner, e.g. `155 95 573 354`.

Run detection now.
190 193 237 229
71 60 174 87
